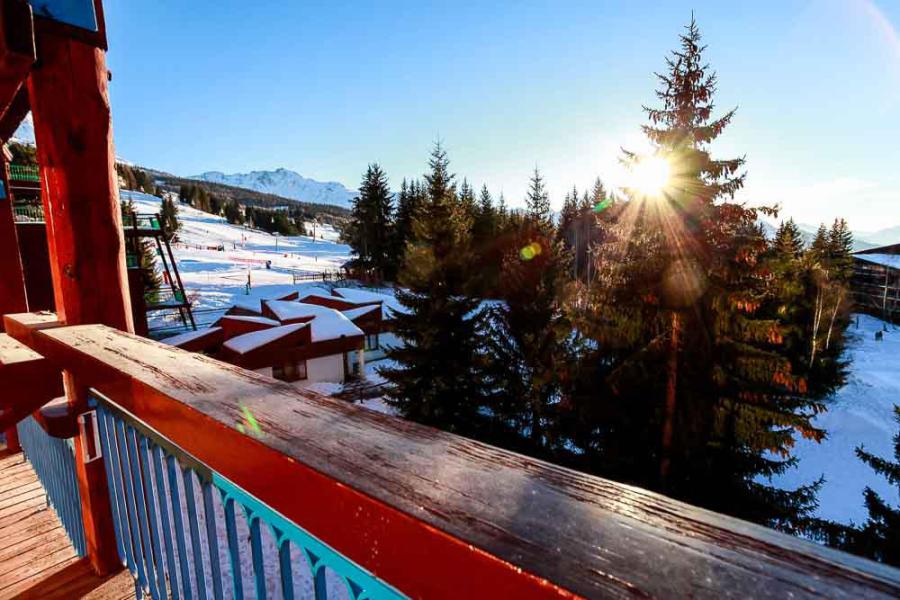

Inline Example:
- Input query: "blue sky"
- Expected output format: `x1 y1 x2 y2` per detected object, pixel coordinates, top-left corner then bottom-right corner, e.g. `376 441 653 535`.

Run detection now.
102 1 899 231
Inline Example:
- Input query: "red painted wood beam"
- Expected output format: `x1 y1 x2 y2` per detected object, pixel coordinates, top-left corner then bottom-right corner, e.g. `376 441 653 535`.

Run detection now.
0 0 35 125
0 157 27 328
0 84 27 142
0 333 64 432
0 152 29 451
27 28 132 576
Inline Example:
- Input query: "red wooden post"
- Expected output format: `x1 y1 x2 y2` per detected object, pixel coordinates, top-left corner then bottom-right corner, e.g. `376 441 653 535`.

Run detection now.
27 30 132 575
0 150 27 453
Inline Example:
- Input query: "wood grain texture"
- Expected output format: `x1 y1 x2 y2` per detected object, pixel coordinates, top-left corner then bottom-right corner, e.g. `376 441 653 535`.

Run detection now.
31 324 900 599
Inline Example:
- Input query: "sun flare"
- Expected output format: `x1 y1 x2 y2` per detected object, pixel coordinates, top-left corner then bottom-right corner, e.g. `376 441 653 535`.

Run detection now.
629 155 671 197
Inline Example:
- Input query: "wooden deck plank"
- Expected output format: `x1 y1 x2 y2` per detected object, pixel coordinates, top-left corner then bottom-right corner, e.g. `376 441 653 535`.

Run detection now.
0 450 136 600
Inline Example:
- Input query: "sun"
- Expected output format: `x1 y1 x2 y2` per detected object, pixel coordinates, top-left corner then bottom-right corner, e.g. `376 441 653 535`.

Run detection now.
629 155 671 197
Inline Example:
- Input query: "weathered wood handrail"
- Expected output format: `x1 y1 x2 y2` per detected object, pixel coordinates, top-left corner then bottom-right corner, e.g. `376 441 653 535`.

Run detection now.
16 322 900 598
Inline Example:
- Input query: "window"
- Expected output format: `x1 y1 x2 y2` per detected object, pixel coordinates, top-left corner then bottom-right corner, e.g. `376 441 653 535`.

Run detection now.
273 360 307 382
365 333 380 351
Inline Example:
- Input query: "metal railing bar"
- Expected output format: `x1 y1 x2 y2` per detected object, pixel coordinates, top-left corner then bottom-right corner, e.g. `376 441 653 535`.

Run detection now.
125 426 163 600
223 496 245 600
139 436 170 599
96 407 129 565
201 482 225 600
150 444 181 600
165 454 195 600
249 516 267 600
182 470 209 600
114 418 150 592
278 538 295 600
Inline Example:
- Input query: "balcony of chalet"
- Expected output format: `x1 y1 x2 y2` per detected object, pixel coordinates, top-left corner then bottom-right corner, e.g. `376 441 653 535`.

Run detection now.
2 0 900 597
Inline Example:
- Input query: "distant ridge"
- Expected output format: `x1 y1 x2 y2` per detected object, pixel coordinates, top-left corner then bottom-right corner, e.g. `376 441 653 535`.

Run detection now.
192 168 355 209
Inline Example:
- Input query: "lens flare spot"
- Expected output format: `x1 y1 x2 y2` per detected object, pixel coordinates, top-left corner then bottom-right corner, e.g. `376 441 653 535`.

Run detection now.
238 405 263 437
593 197 613 213
520 242 542 261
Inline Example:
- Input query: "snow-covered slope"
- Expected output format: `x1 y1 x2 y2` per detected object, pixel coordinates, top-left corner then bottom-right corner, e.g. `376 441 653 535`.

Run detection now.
121 190 352 333
769 314 900 525
192 168 355 209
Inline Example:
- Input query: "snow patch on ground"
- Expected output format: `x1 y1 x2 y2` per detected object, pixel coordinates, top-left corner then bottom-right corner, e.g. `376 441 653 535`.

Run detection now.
769 313 900 525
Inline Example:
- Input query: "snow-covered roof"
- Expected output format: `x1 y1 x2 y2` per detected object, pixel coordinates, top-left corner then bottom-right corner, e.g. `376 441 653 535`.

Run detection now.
162 327 222 348
342 305 380 320
220 315 280 327
855 253 900 270
265 301 364 342
332 287 409 318
223 323 307 355
231 296 263 314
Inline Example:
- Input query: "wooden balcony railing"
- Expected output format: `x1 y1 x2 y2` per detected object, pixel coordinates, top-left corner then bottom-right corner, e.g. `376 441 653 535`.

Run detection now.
6 317 900 599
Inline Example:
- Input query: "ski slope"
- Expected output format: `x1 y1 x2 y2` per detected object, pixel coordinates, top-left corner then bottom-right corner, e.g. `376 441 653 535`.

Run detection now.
121 191 352 332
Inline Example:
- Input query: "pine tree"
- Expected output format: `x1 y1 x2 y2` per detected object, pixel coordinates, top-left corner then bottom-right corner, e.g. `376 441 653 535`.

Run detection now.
121 197 162 303
774 219 804 258
380 143 486 434
160 196 180 242
828 218 855 283
483 199 573 454
347 164 394 280
575 17 823 532
853 406 900 566
525 167 551 225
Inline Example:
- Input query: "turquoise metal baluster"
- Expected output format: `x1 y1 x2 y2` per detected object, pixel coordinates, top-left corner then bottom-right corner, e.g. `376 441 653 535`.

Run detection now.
96 407 128 564
201 482 225 599
114 418 150 592
138 436 169 598
125 426 163 600
150 445 181 600
308 553 328 600
249 514 268 600
166 455 194 600
276 533 295 600
182 469 209 600
222 495 244 600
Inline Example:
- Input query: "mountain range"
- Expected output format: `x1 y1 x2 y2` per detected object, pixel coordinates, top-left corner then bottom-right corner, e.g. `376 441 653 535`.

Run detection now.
191 169 355 209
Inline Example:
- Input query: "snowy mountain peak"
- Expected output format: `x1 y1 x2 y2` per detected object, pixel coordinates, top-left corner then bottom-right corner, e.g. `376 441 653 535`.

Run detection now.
191 168 355 209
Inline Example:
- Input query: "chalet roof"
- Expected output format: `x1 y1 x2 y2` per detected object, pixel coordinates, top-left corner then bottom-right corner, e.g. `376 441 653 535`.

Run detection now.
264 301 364 342
219 315 280 327
342 305 380 320
162 326 223 348
332 288 409 319
855 253 900 270
223 323 308 355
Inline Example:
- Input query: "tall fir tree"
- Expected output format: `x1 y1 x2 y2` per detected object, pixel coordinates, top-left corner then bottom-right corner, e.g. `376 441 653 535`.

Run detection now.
121 197 162 303
483 190 573 454
347 164 394 280
380 143 487 434
525 167 552 225
160 196 180 242
574 17 824 532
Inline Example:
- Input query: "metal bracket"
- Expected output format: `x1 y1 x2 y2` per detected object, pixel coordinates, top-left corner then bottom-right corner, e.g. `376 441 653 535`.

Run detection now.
77 410 102 463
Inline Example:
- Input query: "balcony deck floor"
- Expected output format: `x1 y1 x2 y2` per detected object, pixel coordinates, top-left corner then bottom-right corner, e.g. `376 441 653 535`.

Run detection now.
0 450 135 600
